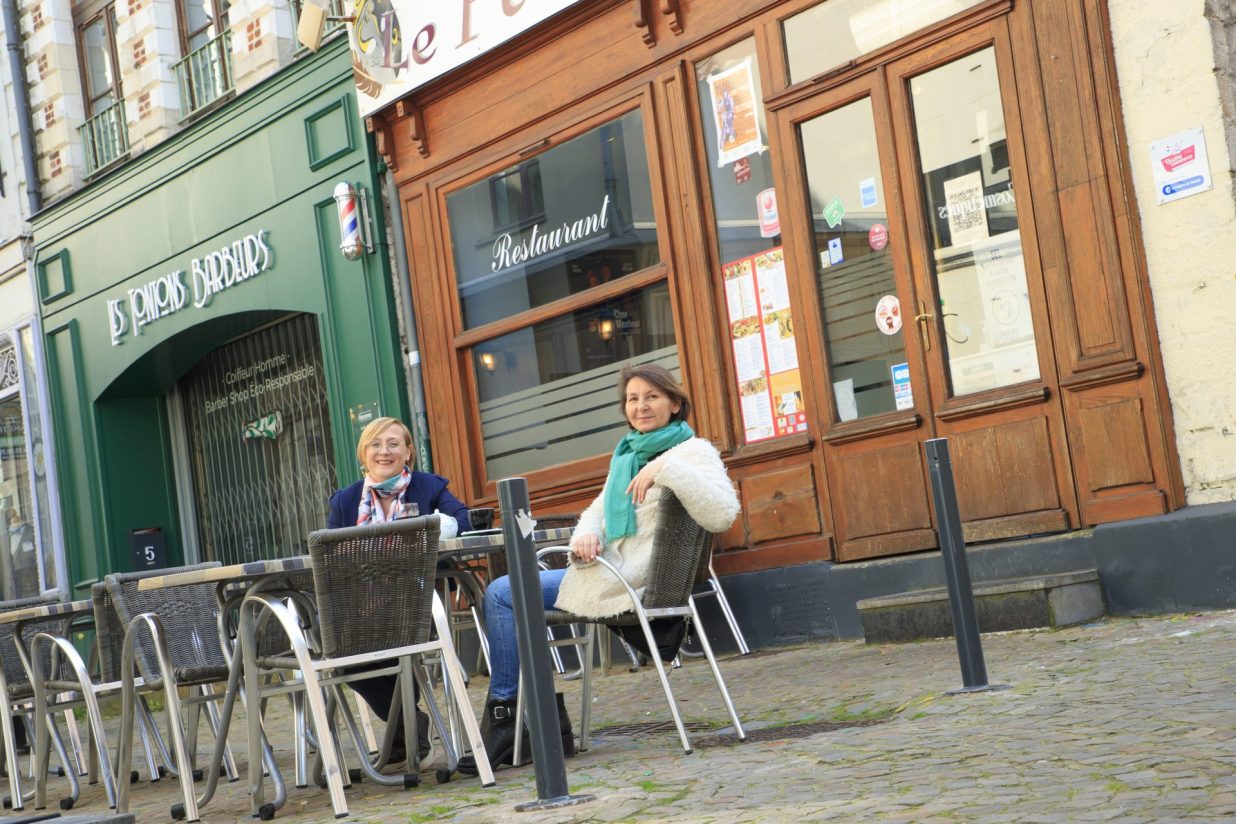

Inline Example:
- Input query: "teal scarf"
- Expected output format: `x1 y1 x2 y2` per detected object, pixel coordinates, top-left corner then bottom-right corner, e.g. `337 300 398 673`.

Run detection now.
603 420 694 540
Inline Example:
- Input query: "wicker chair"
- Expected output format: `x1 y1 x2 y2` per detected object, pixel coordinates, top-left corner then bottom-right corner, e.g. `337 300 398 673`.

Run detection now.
238 516 493 820
516 491 746 758
102 564 238 823
0 595 82 811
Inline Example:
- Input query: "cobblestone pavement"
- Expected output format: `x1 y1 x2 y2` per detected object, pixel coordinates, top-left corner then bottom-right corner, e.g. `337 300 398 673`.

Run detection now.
25 610 1236 823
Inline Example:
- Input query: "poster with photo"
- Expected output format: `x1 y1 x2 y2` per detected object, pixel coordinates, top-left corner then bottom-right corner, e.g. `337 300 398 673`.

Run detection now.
721 247 808 443
706 59 763 167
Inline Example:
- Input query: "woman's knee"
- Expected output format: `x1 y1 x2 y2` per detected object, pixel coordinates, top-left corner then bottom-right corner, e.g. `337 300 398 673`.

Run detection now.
485 574 513 614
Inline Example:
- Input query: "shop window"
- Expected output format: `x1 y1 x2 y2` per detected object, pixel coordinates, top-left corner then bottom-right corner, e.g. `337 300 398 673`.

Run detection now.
445 108 676 480
0 328 61 599
179 314 335 564
783 0 985 84
696 40 809 443
447 109 660 331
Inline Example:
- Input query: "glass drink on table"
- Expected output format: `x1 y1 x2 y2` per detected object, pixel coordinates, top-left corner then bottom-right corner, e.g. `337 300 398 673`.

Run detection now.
469 508 494 531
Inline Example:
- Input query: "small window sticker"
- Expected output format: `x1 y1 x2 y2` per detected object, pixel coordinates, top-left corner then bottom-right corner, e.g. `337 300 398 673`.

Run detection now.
874 294 902 335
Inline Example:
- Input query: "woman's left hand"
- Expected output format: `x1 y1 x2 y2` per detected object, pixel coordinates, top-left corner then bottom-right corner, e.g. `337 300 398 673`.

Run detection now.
626 456 665 505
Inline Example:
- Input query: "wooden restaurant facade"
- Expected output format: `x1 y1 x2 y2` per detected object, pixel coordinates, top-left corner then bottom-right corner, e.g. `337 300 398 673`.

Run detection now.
362 0 1181 640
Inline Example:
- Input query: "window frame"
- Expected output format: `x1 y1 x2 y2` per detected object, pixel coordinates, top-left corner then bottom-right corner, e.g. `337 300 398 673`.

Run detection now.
73 0 123 119
176 0 230 56
435 93 680 495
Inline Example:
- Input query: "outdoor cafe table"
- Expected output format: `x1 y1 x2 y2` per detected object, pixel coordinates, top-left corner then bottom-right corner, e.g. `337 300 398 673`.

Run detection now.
133 525 574 817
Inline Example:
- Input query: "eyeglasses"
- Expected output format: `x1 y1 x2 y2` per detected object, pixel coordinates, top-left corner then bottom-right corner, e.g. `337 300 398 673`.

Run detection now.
366 439 406 452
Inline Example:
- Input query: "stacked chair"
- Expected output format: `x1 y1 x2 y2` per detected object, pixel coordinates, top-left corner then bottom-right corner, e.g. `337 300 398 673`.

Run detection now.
0 595 82 811
27 566 236 822
105 564 239 822
515 491 746 759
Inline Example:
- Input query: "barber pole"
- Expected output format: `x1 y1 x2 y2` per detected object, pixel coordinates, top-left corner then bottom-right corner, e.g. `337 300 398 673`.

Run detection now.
334 182 364 260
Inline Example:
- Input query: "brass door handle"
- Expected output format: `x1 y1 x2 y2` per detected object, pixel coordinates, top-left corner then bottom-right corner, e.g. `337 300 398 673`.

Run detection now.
916 302 933 351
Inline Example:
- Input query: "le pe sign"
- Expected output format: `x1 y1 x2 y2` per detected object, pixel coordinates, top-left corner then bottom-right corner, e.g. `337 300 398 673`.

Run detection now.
348 0 587 117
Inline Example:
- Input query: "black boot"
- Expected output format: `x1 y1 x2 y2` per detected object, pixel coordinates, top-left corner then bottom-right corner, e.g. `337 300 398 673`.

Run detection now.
388 707 432 765
555 693 576 758
457 694 575 776
457 697 522 776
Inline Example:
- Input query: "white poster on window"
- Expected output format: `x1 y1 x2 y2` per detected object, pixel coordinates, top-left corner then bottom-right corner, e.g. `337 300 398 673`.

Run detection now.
942 171 989 247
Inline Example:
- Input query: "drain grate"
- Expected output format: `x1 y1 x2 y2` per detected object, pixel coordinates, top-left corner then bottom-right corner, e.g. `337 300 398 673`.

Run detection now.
693 717 888 749
590 719 715 739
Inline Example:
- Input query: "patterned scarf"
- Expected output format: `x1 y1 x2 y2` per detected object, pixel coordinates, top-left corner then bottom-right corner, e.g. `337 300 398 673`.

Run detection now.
602 420 694 540
357 467 413 525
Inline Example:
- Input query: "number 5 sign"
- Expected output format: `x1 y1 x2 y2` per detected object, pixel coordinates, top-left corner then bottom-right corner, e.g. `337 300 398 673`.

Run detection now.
130 527 168 570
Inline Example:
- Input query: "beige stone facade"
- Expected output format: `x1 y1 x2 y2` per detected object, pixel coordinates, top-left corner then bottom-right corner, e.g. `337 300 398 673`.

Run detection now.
1108 0 1236 504
10 0 316 204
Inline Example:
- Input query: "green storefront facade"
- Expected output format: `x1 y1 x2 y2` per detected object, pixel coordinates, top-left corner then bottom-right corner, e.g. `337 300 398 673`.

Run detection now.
31 39 406 599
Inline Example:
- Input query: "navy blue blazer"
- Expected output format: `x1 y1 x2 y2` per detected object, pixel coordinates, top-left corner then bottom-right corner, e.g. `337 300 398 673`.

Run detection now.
327 472 472 535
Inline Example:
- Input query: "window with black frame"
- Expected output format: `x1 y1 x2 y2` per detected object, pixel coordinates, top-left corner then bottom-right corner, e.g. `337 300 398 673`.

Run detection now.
445 108 680 479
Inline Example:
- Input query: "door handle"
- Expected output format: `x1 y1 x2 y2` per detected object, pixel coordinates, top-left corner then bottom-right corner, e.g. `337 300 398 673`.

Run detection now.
916 302 933 351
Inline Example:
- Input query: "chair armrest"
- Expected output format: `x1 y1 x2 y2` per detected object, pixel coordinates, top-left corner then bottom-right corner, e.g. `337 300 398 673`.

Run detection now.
535 545 571 561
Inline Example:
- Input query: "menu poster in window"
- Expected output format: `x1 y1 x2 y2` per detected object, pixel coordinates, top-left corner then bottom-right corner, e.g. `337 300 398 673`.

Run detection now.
723 247 808 443
707 59 763 167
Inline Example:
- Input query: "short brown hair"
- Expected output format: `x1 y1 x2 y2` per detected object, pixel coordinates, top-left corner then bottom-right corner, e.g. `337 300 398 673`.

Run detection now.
355 417 413 472
618 363 691 424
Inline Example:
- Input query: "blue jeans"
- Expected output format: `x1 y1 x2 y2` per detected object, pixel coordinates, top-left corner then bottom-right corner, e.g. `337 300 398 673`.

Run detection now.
483 568 567 700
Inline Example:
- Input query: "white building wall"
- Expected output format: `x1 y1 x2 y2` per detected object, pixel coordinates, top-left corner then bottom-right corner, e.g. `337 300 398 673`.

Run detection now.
1108 0 1236 505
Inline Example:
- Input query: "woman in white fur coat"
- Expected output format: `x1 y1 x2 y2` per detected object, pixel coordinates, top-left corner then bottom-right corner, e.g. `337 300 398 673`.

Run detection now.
458 363 739 776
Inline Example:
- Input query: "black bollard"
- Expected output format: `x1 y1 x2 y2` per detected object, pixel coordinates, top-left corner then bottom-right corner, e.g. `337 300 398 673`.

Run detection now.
496 478 594 812
924 439 1006 694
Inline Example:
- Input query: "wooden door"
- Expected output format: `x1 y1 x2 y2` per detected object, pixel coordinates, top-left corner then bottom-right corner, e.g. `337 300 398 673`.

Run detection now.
776 19 1078 561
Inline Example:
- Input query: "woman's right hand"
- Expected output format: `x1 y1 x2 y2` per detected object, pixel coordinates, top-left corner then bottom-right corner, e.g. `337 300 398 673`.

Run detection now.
570 533 603 563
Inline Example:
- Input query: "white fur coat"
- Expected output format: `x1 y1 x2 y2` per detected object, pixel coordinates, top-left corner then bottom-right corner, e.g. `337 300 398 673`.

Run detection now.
553 437 739 619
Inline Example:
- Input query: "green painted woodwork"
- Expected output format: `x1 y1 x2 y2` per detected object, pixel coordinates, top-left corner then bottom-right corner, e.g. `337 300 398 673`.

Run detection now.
35 251 72 304
33 38 407 599
96 396 185 574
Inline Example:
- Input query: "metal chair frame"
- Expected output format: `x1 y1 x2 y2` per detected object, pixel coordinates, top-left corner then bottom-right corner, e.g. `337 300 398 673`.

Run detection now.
0 596 83 811
238 516 494 820
513 492 746 759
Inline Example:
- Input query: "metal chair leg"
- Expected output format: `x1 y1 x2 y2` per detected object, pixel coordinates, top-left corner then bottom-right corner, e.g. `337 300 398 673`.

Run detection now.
689 598 745 740
707 564 750 654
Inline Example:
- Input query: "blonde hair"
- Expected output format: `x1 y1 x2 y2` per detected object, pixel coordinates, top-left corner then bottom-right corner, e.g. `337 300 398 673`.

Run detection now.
355 417 414 473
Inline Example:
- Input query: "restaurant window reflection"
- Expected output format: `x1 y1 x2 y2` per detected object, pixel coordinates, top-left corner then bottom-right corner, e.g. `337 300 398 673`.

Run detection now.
447 109 660 331
472 283 677 480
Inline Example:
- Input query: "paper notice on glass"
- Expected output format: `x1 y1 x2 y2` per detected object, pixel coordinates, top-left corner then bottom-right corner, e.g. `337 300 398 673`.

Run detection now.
722 258 758 322
762 314 798 373
731 334 765 382
833 378 858 422
943 171 989 246
975 241 1034 347
707 59 764 167
891 362 914 411
754 249 789 312
740 391 774 441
